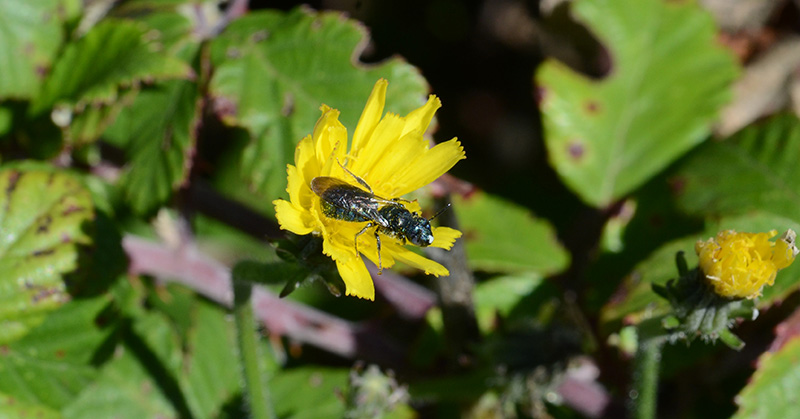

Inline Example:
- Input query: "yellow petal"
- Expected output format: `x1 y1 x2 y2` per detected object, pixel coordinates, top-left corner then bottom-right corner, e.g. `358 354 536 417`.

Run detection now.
274 199 315 235
351 79 388 154
349 113 405 183
393 138 466 196
385 242 450 277
365 130 430 198
286 164 311 209
295 135 319 188
401 94 441 138
313 107 348 176
336 257 375 300
431 226 462 250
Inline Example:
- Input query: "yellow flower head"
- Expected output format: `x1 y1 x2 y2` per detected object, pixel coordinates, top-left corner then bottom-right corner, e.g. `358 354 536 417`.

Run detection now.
695 229 798 299
273 79 465 300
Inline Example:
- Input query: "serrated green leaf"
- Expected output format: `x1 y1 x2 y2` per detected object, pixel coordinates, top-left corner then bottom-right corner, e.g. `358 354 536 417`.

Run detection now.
537 0 737 207
271 367 348 419
133 288 241 418
600 213 800 331
454 192 569 275
733 338 800 418
34 19 191 113
62 342 176 419
673 113 800 220
64 95 132 145
104 79 200 214
134 11 200 61
0 391 60 419
0 1 66 99
182 299 241 418
0 296 110 410
63 12 199 146
209 7 428 203
0 168 94 344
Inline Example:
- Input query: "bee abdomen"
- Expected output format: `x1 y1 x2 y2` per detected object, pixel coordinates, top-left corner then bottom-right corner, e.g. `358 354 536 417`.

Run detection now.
320 200 371 222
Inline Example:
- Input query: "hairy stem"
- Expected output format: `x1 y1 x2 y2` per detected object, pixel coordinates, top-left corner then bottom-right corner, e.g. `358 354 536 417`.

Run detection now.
630 332 664 419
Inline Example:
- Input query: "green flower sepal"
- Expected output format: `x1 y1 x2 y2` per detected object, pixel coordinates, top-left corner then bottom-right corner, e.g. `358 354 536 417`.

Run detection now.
651 251 756 350
650 230 798 350
233 234 345 298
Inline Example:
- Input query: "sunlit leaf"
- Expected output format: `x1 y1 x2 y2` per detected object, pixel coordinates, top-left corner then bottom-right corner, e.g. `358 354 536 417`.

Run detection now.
0 391 59 419
0 296 110 410
733 338 800 419
271 367 348 418
104 80 201 214
0 169 94 344
34 19 191 113
537 0 737 207
673 113 800 221
130 288 242 418
64 12 198 146
181 298 242 418
209 7 428 204
454 192 569 275
62 340 177 419
0 0 66 99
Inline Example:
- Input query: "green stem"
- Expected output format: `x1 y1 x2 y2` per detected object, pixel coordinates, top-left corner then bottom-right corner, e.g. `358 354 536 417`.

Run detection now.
233 279 275 419
630 337 663 419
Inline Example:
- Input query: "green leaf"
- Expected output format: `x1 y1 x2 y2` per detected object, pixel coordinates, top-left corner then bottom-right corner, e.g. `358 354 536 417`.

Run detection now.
271 367 348 419
0 0 66 99
63 12 198 146
0 168 95 345
600 212 800 331
133 288 242 418
209 7 428 203
0 391 59 419
0 296 110 410
0 106 11 136
474 274 544 333
104 80 201 214
181 298 242 418
537 0 738 207
673 113 800 221
62 339 177 419
454 192 569 275
34 19 191 113
63 93 133 145
733 338 800 418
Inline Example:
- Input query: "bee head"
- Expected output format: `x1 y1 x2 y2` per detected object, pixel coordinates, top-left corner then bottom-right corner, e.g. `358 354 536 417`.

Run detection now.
406 215 434 247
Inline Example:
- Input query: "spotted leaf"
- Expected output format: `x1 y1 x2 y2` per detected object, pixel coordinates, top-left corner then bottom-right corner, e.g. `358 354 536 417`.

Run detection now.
0 168 94 345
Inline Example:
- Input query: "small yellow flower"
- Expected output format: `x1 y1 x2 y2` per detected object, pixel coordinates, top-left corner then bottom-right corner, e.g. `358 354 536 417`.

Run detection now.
273 79 465 300
695 229 798 299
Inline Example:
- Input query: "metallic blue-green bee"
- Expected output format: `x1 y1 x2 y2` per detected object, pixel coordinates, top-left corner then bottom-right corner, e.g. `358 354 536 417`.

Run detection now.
310 165 443 274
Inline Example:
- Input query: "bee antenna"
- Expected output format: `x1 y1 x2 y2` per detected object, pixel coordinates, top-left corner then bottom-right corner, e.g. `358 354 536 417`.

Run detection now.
429 203 451 221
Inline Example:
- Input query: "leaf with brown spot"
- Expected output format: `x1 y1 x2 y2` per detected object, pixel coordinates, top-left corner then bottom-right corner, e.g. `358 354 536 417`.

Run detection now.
0 169 94 345
0 0 69 100
537 0 738 207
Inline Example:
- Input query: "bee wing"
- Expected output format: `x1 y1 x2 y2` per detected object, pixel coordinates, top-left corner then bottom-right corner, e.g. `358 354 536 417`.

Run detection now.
310 177 358 195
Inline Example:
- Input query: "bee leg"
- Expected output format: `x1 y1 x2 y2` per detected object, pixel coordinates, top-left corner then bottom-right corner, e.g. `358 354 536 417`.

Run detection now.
354 222 373 257
374 230 383 275
337 159 374 194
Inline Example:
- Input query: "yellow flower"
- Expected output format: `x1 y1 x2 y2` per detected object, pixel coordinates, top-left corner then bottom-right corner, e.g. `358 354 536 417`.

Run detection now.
273 79 465 300
695 229 798 299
